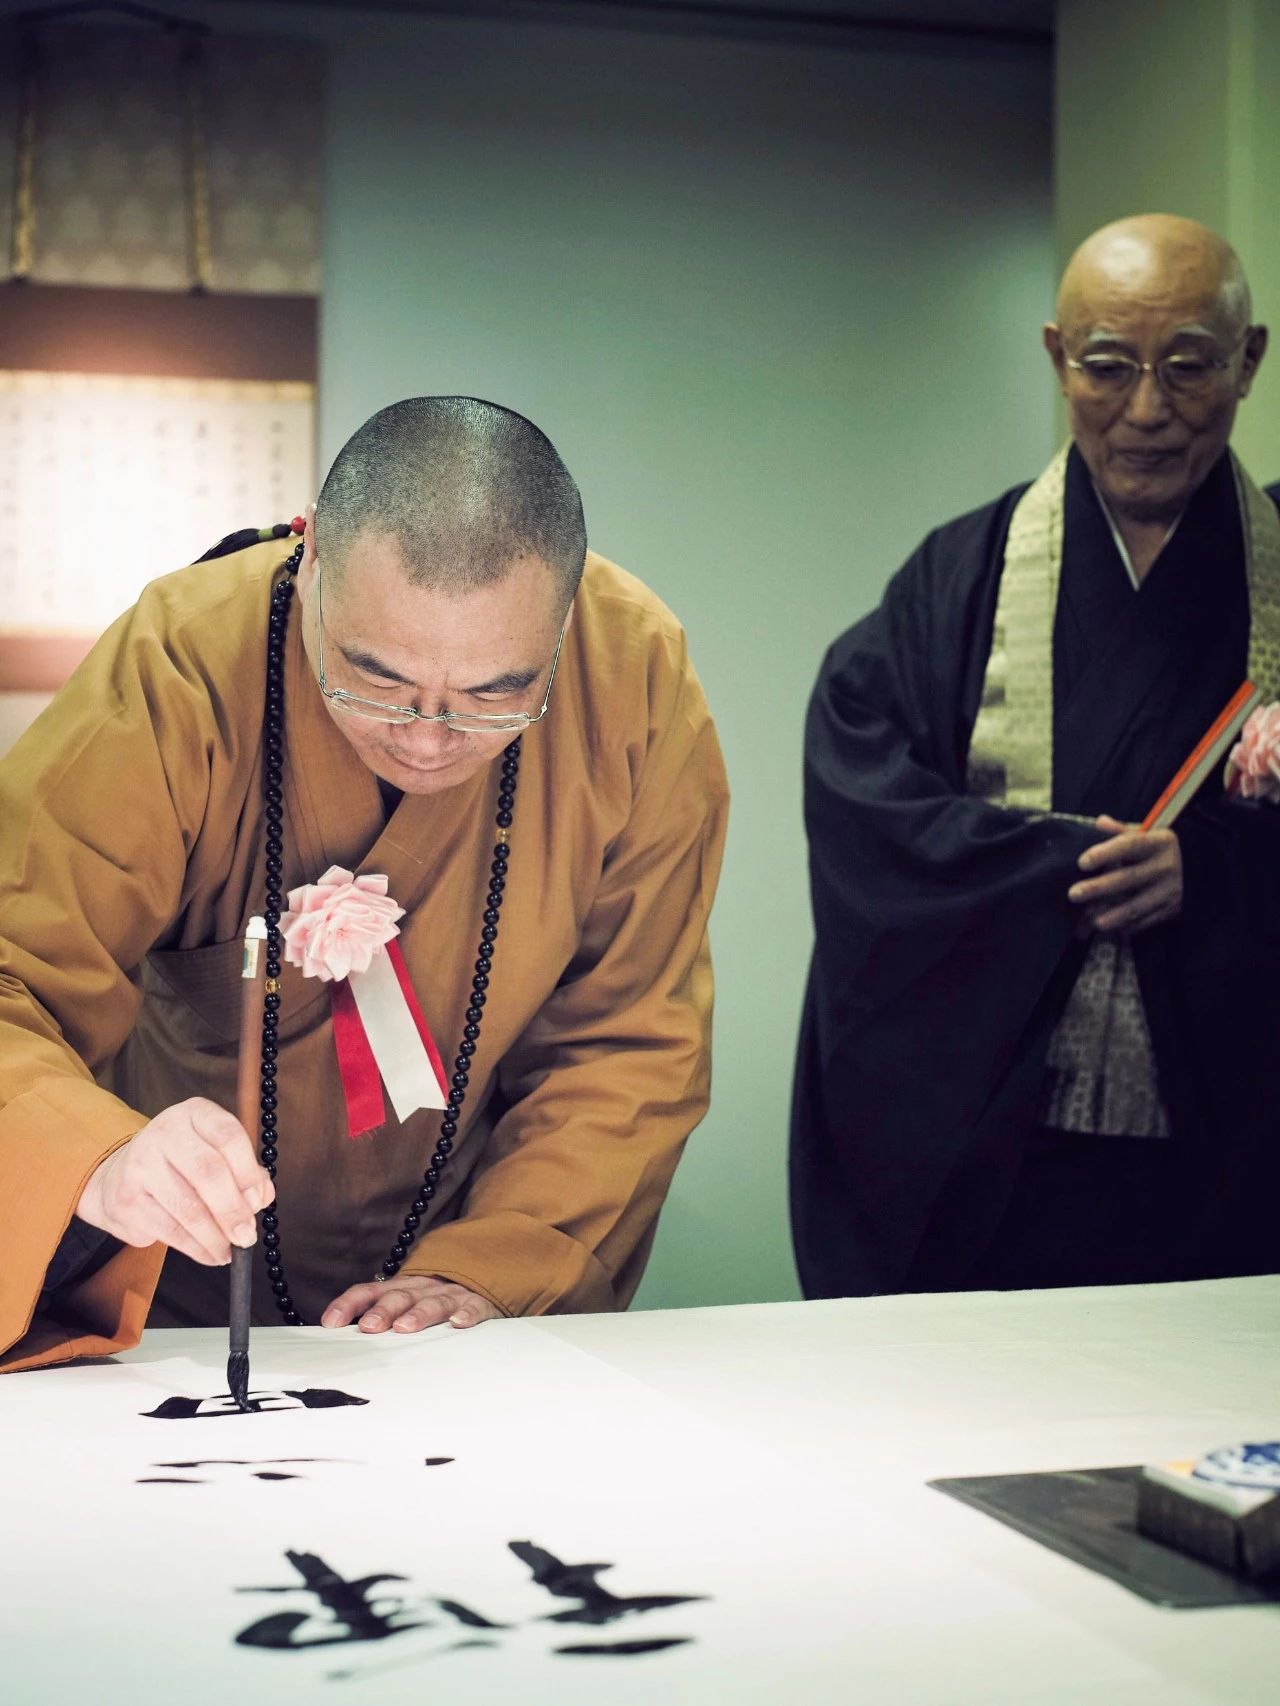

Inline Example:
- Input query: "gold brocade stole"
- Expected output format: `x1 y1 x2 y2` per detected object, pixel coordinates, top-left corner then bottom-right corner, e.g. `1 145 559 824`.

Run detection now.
966 448 1280 1137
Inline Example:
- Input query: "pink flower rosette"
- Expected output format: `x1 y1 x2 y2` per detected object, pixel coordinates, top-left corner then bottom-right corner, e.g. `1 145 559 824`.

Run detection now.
1226 702 1280 805
279 866 404 982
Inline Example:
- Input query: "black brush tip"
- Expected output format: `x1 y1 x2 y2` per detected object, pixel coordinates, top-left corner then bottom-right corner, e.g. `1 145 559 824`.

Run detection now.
227 1351 251 1412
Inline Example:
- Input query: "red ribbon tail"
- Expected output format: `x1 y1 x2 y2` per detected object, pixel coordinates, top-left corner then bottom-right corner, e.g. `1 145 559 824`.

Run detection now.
330 976 386 1139
386 940 449 1100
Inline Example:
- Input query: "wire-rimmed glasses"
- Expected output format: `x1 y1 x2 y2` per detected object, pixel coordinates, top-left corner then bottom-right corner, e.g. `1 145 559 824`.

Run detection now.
1064 337 1246 402
314 562 566 731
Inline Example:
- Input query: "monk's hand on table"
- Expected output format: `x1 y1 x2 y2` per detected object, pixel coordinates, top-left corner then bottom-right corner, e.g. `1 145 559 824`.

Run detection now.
76 1097 274 1266
1069 814 1183 935
321 1276 500 1334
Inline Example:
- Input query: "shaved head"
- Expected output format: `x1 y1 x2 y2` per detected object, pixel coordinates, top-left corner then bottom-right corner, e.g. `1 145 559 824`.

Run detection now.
315 396 586 607
1045 213 1266 527
1057 213 1251 343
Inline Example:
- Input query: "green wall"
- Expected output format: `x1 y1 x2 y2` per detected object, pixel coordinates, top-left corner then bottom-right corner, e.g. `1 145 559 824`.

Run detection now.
1056 0 1280 480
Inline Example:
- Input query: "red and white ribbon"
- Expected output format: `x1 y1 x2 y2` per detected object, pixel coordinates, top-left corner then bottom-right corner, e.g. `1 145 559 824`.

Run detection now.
280 865 447 1138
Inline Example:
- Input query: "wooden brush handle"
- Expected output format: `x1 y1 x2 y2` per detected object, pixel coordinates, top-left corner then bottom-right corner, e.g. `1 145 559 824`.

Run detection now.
236 917 268 1137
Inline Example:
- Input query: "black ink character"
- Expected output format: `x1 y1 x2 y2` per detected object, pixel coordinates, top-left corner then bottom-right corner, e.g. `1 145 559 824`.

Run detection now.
235 1551 427 1650
142 1387 368 1420
235 1553 505 1652
510 1541 704 1625
234 1542 705 1672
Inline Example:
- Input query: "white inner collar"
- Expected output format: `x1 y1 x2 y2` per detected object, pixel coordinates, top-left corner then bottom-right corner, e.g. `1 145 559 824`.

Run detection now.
1091 481 1184 590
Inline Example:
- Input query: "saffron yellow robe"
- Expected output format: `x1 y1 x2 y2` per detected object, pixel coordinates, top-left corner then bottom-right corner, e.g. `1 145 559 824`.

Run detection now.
0 541 728 1370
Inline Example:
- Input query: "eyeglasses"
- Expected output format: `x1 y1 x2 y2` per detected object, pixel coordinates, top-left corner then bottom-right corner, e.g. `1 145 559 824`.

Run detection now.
1064 339 1245 401
314 562 566 731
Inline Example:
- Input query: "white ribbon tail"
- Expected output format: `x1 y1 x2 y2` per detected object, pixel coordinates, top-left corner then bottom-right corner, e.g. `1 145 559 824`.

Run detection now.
348 951 448 1119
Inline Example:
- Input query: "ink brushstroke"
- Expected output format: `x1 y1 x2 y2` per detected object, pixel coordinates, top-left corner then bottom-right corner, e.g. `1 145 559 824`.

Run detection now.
232 1542 707 1663
136 1456 352 1484
235 1551 502 1651
509 1539 704 1623
141 1387 368 1419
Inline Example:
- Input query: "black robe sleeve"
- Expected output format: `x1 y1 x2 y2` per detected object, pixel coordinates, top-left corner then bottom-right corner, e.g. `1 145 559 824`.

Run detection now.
791 491 1102 1298
1141 715 1280 1268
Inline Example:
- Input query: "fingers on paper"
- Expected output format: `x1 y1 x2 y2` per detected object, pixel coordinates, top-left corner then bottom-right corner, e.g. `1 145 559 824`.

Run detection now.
446 1294 500 1330
360 1283 467 1333
321 1282 384 1329
321 1278 500 1334
392 1289 460 1333
394 1285 499 1332
362 1285 433 1333
350 1285 410 1333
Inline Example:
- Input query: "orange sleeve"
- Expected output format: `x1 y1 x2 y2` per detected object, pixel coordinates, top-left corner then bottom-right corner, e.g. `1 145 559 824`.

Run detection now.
407 626 729 1314
0 591 216 1369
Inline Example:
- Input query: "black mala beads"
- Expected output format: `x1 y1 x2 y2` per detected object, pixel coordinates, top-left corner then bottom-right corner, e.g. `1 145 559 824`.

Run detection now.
255 548 520 1321
378 749 519 1282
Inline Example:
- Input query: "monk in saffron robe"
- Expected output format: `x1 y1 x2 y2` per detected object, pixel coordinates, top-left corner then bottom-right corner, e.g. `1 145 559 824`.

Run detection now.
792 215 1280 1297
1 397 728 1370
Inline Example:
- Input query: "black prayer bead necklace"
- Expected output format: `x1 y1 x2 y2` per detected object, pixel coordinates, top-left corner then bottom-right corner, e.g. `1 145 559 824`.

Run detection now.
257 545 520 1323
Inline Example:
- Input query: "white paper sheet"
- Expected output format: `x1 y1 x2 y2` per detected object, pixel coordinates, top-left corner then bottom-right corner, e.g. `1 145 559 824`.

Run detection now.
4 1320 1229 1705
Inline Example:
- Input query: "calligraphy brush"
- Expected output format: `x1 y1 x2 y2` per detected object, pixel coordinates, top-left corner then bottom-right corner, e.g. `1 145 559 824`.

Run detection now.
228 915 268 1412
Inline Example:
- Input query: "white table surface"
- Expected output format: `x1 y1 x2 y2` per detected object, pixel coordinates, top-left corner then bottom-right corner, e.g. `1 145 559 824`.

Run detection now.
5 1277 1278 1703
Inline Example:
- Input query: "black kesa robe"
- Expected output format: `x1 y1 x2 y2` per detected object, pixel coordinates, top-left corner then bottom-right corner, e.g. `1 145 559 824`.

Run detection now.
792 448 1280 1297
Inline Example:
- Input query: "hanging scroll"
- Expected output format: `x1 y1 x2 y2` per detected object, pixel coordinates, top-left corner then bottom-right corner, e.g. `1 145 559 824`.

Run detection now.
0 15 322 743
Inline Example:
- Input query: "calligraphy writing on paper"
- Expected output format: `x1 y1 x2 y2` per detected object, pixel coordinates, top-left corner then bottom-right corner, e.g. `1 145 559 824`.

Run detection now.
235 1550 502 1651
232 1541 706 1665
141 1387 368 1420
136 1457 354 1485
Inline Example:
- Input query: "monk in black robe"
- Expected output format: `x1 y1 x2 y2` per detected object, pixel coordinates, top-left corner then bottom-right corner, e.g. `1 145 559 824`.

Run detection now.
792 214 1280 1297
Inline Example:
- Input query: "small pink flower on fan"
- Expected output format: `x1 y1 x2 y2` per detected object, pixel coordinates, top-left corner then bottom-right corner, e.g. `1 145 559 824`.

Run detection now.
1227 702 1280 804
279 865 405 982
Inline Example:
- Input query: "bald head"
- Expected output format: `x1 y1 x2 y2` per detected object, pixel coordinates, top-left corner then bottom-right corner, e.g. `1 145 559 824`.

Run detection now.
1057 213 1251 343
315 397 586 607
1046 213 1266 528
